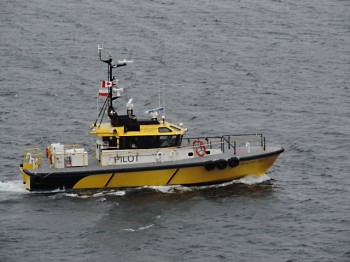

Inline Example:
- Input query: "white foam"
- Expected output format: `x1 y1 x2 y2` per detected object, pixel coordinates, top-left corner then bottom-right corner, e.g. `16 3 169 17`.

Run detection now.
0 180 26 193
121 228 136 232
92 192 104 197
133 175 271 194
138 224 154 230
36 188 67 196
121 224 154 232
199 174 271 188
48 192 94 199
65 193 90 199
106 190 126 196
145 185 192 194
235 174 271 185
50 190 126 199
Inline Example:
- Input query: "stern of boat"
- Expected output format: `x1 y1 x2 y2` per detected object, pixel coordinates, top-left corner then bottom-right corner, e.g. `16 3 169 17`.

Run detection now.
20 148 43 190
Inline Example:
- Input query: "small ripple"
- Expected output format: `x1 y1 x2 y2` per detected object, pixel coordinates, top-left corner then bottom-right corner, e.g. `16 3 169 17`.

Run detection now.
120 224 155 232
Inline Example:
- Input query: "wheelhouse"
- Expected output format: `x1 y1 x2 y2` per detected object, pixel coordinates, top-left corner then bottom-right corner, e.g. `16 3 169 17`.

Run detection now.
91 120 187 153
100 134 183 149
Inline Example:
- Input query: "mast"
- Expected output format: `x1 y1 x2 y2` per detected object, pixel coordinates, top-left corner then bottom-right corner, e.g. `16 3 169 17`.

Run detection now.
95 45 132 126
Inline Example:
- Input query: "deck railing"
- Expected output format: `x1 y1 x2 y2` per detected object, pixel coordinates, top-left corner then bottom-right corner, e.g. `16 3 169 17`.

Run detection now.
184 134 266 154
23 148 42 169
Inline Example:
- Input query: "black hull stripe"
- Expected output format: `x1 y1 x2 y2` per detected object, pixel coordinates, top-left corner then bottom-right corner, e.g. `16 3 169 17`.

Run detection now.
166 168 179 185
104 173 115 187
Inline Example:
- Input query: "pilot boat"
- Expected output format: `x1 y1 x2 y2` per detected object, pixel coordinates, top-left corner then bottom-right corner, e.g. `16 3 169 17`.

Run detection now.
20 46 284 192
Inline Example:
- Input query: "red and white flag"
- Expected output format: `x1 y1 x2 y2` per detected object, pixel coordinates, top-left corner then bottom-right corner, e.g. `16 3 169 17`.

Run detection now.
103 80 113 88
99 81 112 97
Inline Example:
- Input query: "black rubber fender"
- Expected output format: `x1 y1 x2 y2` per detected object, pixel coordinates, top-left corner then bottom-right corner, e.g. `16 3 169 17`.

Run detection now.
227 157 240 168
215 159 228 170
204 160 216 171
32 175 43 185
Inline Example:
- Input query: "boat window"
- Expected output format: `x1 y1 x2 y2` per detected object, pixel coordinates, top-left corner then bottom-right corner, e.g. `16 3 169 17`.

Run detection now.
159 135 178 147
119 135 181 149
158 127 172 133
170 125 182 132
178 135 183 146
103 136 118 148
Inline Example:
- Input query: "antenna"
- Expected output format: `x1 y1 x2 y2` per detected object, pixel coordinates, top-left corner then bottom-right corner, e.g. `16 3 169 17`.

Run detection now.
163 85 166 117
158 84 166 119
98 44 103 61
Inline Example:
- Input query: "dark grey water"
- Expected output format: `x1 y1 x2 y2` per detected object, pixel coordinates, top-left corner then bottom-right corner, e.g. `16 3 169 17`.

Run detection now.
1 0 350 261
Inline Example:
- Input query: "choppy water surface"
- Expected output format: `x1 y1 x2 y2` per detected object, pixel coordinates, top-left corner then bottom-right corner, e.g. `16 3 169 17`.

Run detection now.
1 0 349 261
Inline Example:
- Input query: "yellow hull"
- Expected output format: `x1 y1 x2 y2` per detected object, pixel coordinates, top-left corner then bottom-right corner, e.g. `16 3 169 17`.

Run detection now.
72 154 279 190
20 168 31 191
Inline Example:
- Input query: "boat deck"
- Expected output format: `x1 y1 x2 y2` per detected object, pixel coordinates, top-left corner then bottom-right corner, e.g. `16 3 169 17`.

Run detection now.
27 146 283 175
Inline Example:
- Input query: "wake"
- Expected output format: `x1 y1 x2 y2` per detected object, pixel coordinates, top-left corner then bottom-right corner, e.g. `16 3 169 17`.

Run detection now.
0 174 272 199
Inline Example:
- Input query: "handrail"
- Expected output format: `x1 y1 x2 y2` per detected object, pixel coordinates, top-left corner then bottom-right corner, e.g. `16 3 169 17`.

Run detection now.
63 144 81 149
23 148 42 169
184 134 266 154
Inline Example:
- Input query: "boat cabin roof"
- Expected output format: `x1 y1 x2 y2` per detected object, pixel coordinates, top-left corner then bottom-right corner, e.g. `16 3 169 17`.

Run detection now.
90 120 187 138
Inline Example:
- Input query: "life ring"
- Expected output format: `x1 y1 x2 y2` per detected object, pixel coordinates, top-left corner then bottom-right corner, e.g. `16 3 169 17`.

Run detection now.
193 139 207 157
46 146 50 158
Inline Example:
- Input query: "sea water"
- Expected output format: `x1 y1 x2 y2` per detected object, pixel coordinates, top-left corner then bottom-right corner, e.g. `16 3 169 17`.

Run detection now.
1 0 349 261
